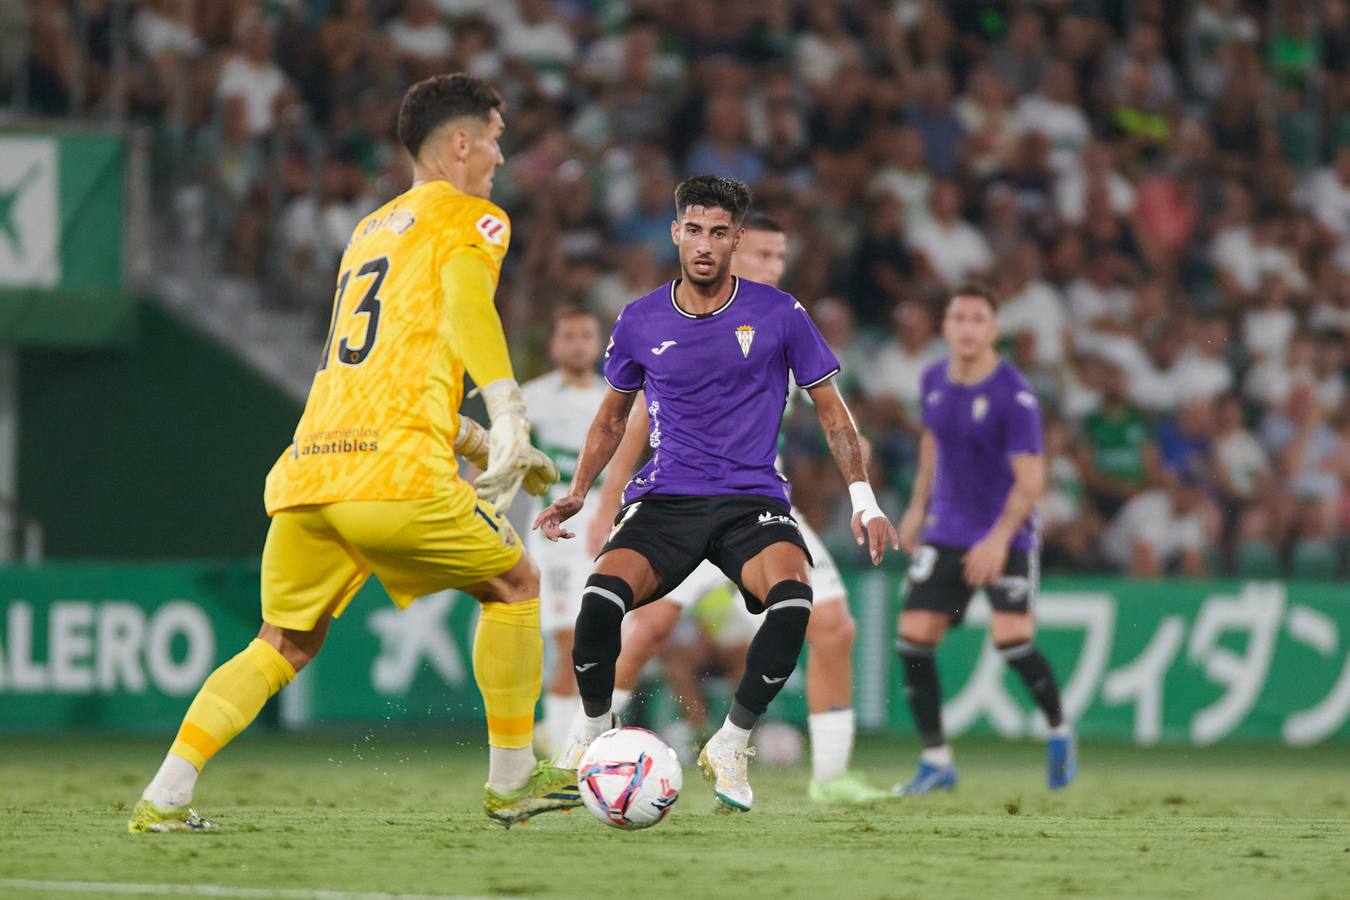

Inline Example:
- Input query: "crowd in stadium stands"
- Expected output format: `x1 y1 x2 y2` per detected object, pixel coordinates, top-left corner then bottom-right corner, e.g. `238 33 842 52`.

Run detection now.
19 0 1350 576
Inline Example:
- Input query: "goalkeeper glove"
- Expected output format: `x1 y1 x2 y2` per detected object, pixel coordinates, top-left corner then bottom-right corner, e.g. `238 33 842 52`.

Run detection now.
472 380 553 509
454 416 560 499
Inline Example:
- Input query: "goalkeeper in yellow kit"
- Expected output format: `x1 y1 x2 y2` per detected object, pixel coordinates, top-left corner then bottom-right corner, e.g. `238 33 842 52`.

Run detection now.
129 74 580 830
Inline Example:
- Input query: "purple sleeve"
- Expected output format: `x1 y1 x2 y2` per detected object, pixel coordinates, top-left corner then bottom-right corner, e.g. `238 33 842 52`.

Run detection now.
1004 386 1044 456
785 301 841 388
920 366 937 430
602 310 643 393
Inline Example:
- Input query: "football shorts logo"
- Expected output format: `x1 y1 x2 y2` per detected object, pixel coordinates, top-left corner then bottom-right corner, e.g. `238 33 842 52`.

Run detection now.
994 575 1030 601
736 325 756 358
761 675 788 684
651 340 677 355
972 395 989 422
475 213 507 246
757 511 799 530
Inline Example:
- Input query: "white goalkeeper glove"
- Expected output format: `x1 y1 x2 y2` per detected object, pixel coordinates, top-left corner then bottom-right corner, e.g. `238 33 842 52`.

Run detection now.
454 416 560 499
472 380 545 509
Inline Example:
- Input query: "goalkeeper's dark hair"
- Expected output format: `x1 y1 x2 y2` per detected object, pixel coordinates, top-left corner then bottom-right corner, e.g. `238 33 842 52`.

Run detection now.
674 175 752 226
743 212 784 233
397 73 502 159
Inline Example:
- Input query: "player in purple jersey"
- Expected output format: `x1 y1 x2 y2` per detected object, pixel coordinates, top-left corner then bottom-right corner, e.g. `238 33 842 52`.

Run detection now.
535 175 898 812
893 285 1077 794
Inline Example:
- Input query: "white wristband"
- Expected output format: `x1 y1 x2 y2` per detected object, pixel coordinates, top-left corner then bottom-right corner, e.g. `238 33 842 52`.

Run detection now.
848 481 884 525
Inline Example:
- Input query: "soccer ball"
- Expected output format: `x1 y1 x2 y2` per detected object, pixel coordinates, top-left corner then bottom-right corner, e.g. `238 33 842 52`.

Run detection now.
577 727 682 830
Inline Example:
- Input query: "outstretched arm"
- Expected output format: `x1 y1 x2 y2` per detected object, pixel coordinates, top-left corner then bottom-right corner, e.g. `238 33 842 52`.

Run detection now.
807 380 899 565
533 388 636 540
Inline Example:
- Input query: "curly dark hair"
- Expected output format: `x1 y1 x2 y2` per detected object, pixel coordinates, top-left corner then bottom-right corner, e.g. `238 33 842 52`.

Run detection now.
396 73 502 159
673 174 752 225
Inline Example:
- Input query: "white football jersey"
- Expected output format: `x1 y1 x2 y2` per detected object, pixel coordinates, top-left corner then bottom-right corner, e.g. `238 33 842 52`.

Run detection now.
522 370 610 502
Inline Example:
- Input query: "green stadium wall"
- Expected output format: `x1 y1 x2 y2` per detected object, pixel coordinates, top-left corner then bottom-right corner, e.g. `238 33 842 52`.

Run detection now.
18 303 302 558
1 564 1347 746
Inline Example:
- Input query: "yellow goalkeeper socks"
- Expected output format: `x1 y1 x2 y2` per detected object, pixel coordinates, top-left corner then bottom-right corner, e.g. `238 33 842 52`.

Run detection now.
169 638 296 771
474 598 542 789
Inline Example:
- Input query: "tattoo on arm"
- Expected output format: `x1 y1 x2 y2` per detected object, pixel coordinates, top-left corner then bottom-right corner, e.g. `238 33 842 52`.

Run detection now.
824 424 866 484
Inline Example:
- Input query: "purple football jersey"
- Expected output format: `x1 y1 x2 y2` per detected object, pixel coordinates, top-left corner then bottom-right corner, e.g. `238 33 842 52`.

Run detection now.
604 277 840 505
920 358 1043 551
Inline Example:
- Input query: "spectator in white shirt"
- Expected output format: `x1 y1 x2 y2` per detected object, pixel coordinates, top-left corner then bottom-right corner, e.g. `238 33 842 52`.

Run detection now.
386 0 453 78
1174 317 1234 404
216 16 294 139
499 0 577 82
868 124 932 225
133 0 202 61
1056 142 1136 225
1103 472 1212 576
1301 146 1350 242
1245 330 1318 410
862 300 945 431
1241 274 1298 362
908 180 993 289
1012 60 1091 174
995 241 1068 366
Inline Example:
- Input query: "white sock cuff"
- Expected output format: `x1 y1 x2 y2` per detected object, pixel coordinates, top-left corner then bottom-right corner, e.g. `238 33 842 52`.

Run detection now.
808 708 854 728
718 717 753 747
920 744 953 768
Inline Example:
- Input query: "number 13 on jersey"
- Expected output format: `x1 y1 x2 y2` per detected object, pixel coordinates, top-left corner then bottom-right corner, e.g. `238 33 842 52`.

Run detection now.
319 256 390 371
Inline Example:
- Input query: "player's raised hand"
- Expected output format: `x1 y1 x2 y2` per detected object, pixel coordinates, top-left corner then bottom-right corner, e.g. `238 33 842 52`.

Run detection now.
962 534 1009 587
896 506 925 556
534 494 584 541
852 510 900 566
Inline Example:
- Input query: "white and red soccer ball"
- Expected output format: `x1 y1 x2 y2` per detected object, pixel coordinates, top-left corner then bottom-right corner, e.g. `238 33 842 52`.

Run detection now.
577 727 682 830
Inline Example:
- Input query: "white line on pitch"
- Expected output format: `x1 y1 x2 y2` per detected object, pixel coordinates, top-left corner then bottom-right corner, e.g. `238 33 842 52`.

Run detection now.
0 879 528 900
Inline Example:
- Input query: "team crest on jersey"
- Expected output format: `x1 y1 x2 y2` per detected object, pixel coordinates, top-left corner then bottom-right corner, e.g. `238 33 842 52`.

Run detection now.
972 395 989 422
475 214 507 245
735 325 756 358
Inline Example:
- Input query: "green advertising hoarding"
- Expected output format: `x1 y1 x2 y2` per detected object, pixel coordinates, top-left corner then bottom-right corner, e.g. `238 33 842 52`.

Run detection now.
0 131 135 345
1 563 1348 745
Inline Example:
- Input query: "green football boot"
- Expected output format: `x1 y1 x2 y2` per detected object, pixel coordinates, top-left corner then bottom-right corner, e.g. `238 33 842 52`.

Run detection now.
484 761 582 827
127 799 218 833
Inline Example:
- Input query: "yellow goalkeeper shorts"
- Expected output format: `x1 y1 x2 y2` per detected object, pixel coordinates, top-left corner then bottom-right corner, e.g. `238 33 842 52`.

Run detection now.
260 484 524 630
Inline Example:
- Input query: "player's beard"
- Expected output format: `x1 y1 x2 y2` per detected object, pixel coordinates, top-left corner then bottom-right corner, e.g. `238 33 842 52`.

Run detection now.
682 254 729 288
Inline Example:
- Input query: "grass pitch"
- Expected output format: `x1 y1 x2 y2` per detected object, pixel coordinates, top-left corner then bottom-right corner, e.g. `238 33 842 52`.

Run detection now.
0 733 1345 900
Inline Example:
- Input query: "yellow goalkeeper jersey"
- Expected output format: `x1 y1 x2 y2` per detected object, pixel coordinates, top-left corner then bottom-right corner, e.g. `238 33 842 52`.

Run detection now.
264 180 511 514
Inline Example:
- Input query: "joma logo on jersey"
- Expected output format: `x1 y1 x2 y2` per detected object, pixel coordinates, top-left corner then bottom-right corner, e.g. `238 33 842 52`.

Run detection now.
475 214 507 245
736 325 756 358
